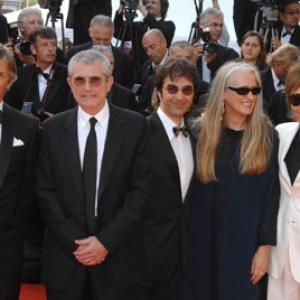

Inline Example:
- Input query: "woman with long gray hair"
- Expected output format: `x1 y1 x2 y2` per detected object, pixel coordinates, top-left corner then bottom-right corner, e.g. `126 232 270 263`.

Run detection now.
183 61 280 300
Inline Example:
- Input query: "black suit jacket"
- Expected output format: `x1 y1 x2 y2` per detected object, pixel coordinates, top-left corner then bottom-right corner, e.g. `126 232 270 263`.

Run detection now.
196 44 239 81
145 112 194 280
66 42 135 89
36 104 151 290
261 67 276 111
268 91 292 125
0 103 39 276
278 24 300 47
5 63 71 120
114 11 175 65
0 14 8 44
66 0 112 45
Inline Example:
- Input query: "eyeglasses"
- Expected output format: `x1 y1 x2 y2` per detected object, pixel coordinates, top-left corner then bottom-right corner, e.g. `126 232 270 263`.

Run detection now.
227 86 261 96
289 93 300 106
163 84 194 96
72 76 102 87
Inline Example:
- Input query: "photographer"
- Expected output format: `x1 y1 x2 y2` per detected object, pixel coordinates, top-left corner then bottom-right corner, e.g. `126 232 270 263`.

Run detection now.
272 0 300 50
194 8 239 83
113 0 175 66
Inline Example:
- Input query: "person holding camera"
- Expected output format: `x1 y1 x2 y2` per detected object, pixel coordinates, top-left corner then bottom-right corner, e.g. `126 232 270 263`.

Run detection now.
5 27 71 122
272 0 300 51
113 0 175 66
194 8 238 84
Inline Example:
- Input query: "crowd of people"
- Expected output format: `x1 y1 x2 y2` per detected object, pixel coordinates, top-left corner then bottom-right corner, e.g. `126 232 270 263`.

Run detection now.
0 0 300 300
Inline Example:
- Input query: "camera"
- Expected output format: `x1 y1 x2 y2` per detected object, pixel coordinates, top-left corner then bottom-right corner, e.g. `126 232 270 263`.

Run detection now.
198 27 218 54
15 41 32 56
121 0 139 10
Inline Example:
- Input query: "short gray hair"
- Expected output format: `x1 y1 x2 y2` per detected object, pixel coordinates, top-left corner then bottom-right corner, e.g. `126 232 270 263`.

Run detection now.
199 7 223 26
90 14 114 30
170 41 193 52
68 49 113 78
92 45 114 62
18 7 43 27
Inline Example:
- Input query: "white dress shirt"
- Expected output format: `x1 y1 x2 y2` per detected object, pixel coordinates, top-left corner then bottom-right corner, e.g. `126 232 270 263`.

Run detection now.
272 68 285 92
37 64 52 101
280 27 295 45
157 107 194 201
77 101 110 216
202 57 211 83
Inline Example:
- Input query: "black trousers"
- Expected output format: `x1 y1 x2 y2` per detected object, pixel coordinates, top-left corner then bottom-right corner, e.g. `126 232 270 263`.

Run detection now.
46 264 147 300
0 274 21 300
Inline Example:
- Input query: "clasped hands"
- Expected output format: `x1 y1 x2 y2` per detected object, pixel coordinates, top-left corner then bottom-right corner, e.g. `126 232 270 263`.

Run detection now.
73 236 109 267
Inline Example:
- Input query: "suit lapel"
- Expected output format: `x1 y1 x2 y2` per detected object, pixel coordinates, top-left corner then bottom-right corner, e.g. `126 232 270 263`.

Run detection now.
150 112 181 196
98 105 125 198
0 103 14 188
62 107 84 199
278 123 299 191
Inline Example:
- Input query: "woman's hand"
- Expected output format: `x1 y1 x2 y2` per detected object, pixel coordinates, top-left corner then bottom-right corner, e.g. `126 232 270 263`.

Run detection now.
251 245 271 284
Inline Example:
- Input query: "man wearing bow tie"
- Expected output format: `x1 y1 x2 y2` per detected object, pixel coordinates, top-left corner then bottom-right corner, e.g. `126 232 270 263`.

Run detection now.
36 49 151 300
5 27 72 122
272 0 300 50
144 58 197 300
0 45 39 300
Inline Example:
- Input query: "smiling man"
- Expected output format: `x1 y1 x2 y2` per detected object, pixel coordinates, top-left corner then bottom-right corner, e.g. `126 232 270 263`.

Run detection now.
145 58 197 300
36 49 151 300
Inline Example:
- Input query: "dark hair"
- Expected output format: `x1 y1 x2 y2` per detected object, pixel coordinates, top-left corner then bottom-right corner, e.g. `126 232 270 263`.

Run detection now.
240 31 267 70
279 0 300 13
29 27 57 44
160 0 169 19
285 63 300 106
155 58 199 93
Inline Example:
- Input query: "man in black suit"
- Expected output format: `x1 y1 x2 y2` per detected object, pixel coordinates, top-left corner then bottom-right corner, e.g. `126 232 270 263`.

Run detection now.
5 27 71 122
67 0 112 45
66 15 135 89
195 8 239 83
272 0 300 50
0 45 39 300
261 43 299 110
36 49 151 300
144 58 196 300
114 0 175 66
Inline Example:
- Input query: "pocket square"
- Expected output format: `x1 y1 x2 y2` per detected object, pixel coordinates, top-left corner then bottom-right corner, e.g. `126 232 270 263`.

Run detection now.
12 137 25 147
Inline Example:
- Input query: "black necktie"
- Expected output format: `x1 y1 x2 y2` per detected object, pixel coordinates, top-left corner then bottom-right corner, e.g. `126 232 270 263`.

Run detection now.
37 67 49 80
173 125 189 137
83 117 98 234
282 31 292 37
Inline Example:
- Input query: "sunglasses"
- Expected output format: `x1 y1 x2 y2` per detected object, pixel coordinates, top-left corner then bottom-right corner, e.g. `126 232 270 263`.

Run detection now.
72 76 102 87
163 84 194 96
227 86 262 96
289 93 300 106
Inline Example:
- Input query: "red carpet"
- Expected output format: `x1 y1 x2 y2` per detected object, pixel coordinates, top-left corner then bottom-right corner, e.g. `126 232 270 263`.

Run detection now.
19 284 47 300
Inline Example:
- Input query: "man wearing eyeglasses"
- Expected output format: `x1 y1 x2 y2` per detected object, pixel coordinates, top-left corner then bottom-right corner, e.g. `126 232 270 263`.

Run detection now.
272 0 300 50
36 49 151 300
144 58 197 300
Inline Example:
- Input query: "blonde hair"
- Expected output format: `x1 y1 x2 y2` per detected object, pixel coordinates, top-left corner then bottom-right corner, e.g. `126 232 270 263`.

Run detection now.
195 61 273 183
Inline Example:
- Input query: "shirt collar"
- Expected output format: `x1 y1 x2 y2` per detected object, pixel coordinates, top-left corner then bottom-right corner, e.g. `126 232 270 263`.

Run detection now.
271 68 283 89
282 26 295 36
78 100 110 128
152 50 169 69
157 107 184 140
37 64 53 75
0 101 3 111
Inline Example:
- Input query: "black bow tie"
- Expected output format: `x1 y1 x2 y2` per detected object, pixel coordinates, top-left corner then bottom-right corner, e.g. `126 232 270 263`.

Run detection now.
37 67 49 80
277 80 284 87
173 125 189 137
282 31 292 37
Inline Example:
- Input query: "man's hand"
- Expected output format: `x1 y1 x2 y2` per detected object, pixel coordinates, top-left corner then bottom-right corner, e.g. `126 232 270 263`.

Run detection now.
193 43 204 59
138 0 148 16
271 37 282 51
15 47 35 65
251 245 271 285
73 236 109 266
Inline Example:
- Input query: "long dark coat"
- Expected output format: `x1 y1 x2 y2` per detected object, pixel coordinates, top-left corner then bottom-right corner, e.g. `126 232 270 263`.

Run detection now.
183 133 280 300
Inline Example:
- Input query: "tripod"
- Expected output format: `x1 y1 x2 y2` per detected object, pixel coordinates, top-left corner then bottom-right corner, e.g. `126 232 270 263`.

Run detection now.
188 0 204 44
45 3 66 53
253 0 279 52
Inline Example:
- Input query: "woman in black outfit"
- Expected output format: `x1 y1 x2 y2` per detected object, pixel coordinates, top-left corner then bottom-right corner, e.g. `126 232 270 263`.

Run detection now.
183 61 280 300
